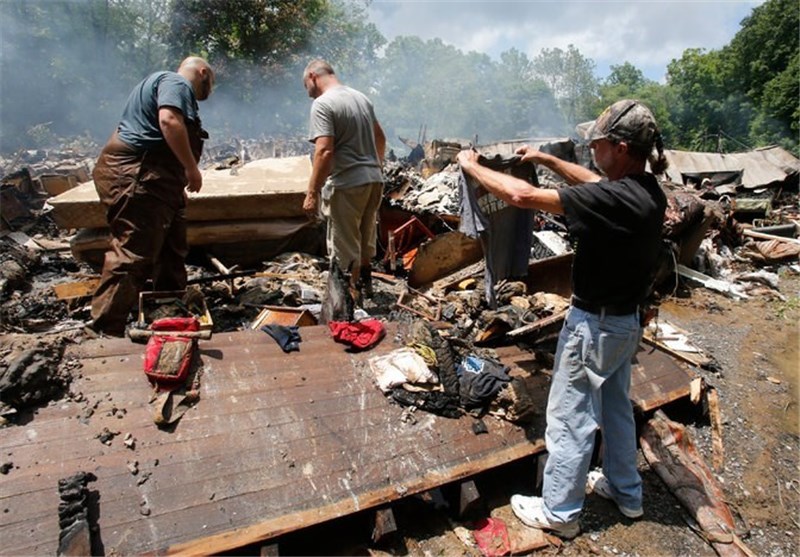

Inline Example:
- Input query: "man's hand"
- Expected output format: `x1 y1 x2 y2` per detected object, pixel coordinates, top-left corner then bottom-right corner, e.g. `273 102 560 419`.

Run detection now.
303 191 320 220
185 166 202 193
456 149 480 174
515 144 546 165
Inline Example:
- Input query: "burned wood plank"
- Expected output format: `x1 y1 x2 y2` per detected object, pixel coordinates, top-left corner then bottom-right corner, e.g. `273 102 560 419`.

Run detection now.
52 278 101 300
1 322 697 556
641 411 752 557
370 507 398 544
408 231 482 288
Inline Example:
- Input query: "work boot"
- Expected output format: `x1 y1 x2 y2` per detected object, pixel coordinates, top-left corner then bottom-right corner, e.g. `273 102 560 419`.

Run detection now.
358 265 374 299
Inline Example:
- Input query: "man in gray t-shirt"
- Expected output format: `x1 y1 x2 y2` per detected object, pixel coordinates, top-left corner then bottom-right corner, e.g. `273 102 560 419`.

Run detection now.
303 59 386 302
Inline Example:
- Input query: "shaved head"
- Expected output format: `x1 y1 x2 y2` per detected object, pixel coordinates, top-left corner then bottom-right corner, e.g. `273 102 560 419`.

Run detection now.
179 56 211 73
304 59 335 77
178 56 214 101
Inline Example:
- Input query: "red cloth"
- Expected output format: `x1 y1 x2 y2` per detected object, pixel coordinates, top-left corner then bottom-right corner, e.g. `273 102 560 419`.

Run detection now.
328 319 385 351
143 317 200 388
472 517 511 557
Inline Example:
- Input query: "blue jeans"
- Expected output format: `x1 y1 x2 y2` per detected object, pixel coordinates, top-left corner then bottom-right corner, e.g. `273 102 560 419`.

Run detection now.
541 306 642 524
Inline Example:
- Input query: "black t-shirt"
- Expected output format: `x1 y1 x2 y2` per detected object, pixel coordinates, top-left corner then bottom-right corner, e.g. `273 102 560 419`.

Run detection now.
557 174 667 306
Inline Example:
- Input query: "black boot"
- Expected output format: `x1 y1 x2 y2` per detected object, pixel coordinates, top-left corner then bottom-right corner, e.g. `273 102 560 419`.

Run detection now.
358 265 374 299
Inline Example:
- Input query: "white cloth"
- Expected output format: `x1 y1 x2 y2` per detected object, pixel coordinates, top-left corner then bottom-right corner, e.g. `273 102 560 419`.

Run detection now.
369 348 438 393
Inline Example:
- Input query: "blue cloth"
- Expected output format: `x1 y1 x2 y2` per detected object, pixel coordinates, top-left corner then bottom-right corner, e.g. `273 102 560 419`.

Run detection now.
117 71 199 150
540 306 642 524
261 324 302 353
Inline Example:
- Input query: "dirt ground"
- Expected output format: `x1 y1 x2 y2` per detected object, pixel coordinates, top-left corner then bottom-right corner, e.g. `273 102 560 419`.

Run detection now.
267 270 799 557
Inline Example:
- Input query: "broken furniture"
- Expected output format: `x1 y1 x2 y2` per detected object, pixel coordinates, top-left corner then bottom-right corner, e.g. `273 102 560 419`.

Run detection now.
46 156 322 267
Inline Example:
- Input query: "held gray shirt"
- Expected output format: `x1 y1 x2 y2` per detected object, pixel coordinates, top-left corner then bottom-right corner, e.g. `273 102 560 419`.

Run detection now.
308 85 383 189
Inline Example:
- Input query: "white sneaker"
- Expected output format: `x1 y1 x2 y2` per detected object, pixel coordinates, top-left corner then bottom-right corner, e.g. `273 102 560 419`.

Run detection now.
586 470 643 519
510 494 580 539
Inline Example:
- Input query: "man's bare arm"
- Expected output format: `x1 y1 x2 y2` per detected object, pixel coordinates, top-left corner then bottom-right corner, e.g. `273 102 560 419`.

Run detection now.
303 135 335 218
373 120 386 166
456 150 563 215
159 107 202 192
308 135 335 195
517 145 602 185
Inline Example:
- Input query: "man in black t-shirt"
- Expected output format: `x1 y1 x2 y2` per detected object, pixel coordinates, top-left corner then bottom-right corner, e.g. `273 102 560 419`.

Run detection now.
457 99 668 539
89 57 214 337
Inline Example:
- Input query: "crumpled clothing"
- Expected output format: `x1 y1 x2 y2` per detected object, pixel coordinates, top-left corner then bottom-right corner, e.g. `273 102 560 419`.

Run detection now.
329 318 385 351
408 342 437 367
488 376 537 423
370 348 438 393
457 355 511 409
472 517 511 557
390 388 461 419
261 324 302 353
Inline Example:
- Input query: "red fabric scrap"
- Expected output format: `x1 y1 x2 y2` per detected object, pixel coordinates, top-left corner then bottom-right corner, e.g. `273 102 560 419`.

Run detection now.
143 317 200 389
328 319 385 351
472 517 511 557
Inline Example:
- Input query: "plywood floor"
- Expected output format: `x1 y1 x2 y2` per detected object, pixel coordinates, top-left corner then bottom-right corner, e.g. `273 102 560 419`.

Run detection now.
0 325 694 556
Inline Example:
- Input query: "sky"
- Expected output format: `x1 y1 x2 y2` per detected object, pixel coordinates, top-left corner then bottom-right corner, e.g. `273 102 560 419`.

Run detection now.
367 0 765 82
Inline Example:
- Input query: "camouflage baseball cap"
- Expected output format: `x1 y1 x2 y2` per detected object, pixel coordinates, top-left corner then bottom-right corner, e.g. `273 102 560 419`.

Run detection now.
584 99 658 151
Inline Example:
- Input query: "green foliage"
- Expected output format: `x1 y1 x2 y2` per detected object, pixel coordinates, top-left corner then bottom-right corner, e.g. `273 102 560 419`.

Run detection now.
665 0 799 154
0 0 153 151
532 45 599 125
0 0 795 159
168 0 327 69
605 62 648 90
372 38 563 150
666 48 754 151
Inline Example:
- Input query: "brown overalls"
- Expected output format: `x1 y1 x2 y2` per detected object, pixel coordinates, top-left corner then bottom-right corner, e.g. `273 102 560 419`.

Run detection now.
90 119 205 336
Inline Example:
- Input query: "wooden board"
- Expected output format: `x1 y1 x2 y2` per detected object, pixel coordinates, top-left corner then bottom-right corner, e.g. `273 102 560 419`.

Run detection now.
631 343 696 412
47 156 312 229
0 325 550 556
0 325 694 556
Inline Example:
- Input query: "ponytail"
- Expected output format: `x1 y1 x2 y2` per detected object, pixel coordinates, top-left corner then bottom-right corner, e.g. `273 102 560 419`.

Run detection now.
648 130 669 175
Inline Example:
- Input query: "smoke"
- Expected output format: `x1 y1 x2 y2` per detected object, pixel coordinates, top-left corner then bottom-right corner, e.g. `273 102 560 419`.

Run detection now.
0 0 583 158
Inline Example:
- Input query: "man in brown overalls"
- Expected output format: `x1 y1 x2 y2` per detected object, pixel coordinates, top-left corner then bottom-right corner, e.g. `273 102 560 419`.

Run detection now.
90 57 214 336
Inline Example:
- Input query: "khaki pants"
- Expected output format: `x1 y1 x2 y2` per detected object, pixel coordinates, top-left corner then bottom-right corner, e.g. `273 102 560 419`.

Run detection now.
323 182 383 272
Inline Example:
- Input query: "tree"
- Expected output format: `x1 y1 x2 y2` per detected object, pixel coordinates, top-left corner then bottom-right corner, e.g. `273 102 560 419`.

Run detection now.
666 48 753 151
495 48 561 138
531 45 598 128
604 62 647 90
0 0 149 151
727 0 799 143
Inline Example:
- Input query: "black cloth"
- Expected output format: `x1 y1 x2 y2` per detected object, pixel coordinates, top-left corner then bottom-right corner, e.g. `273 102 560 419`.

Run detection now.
457 356 512 410
390 388 462 419
558 174 667 307
459 154 537 307
261 324 302 353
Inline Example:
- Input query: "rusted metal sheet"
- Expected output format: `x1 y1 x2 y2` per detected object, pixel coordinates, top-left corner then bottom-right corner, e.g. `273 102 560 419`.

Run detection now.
663 146 800 190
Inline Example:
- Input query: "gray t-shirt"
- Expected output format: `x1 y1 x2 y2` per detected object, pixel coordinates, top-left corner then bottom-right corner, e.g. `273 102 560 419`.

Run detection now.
117 71 199 150
308 85 383 188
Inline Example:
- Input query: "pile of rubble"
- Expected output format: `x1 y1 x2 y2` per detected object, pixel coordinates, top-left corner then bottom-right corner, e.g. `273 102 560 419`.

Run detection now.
1 136 799 422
